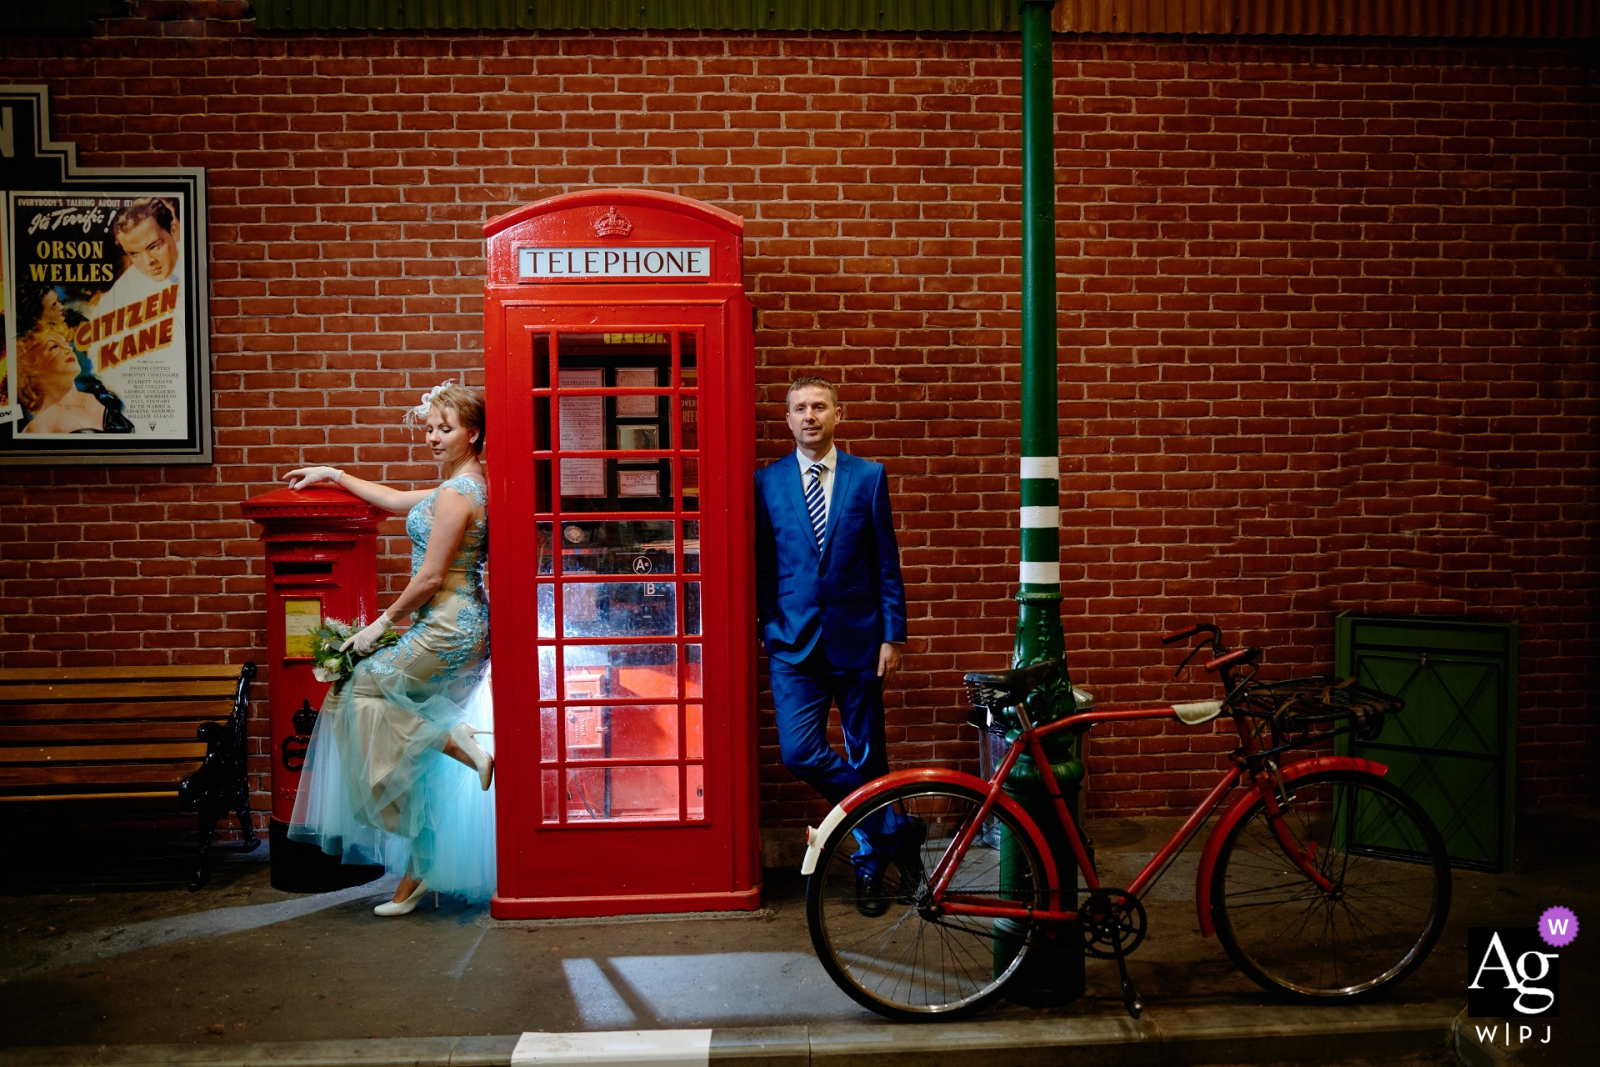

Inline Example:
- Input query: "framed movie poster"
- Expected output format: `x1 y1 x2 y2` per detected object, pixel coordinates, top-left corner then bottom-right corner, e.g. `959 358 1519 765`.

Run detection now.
0 85 211 465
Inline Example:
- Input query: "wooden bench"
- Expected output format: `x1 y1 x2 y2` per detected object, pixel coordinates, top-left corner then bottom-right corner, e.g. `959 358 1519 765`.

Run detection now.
0 662 258 889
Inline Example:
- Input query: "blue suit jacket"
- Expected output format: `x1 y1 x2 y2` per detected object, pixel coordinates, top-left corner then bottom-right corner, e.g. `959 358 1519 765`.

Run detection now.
755 450 907 671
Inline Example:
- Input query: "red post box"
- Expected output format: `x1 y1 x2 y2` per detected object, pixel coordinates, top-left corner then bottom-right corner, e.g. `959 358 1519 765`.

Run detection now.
241 486 387 891
483 189 760 918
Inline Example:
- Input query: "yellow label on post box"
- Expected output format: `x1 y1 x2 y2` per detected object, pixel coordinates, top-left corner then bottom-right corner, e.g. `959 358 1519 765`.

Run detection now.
284 598 322 658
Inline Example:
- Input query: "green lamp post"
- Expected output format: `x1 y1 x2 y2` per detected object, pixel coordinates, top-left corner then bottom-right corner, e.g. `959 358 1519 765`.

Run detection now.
997 0 1086 1006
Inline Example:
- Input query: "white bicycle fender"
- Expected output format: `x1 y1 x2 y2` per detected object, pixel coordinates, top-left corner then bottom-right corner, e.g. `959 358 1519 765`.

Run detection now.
799 802 852 875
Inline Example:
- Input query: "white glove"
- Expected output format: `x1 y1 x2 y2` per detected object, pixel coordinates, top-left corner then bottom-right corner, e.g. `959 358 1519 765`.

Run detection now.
340 615 393 656
286 465 344 490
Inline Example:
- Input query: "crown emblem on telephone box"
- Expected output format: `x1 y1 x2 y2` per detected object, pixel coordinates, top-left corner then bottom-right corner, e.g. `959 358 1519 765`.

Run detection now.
593 208 634 238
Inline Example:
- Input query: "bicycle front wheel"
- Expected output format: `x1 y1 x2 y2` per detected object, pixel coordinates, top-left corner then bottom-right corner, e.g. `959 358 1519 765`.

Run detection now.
1212 769 1451 1000
806 781 1047 1021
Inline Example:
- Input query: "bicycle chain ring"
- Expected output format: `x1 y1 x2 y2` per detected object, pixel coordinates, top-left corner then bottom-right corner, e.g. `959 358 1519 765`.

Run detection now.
1078 888 1147 960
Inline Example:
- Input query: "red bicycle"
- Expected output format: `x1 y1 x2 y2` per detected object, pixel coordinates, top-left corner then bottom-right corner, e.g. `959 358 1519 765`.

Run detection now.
803 623 1452 1021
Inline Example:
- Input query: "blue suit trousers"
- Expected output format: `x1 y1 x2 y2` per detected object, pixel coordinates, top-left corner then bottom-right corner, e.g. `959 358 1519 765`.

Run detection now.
770 646 906 876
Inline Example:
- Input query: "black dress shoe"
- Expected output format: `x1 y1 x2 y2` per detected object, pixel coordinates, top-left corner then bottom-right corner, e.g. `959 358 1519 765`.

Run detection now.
854 871 890 917
892 816 928 899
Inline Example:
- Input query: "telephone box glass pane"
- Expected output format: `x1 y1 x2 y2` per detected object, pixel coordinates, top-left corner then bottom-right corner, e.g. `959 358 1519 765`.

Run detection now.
563 643 677 700
683 521 699 573
537 522 553 574
682 457 699 512
562 582 677 638
539 646 556 700
680 331 697 377
560 452 606 499
687 764 705 821
681 393 698 450
684 581 701 636
532 332 550 389
541 770 561 824
685 644 702 698
686 704 703 759
537 584 555 638
557 368 605 440
534 396 551 451
560 520 675 574
564 705 679 761
540 707 558 762
566 766 680 822
534 458 552 512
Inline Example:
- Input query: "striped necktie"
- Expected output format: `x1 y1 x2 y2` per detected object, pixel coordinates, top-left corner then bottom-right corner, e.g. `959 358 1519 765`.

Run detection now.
804 462 827 547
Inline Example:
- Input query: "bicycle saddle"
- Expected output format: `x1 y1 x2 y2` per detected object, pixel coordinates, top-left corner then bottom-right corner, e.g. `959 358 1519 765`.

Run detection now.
963 659 1060 709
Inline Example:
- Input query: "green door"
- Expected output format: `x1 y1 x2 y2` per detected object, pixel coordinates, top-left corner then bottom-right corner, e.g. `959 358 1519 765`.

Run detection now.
1335 614 1517 872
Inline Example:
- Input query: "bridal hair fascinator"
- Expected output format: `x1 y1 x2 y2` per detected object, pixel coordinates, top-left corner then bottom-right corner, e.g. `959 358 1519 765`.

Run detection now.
404 380 458 424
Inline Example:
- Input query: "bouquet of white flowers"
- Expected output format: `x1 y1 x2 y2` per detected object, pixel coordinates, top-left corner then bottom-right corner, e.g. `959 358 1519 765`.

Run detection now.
310 616 400 690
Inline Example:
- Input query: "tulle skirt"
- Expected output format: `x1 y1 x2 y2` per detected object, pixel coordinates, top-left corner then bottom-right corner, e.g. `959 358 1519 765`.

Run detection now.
288 598 495 903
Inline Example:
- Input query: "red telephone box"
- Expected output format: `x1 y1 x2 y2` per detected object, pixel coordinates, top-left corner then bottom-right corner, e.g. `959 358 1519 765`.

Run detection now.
241 486 387 891
484 189 759 918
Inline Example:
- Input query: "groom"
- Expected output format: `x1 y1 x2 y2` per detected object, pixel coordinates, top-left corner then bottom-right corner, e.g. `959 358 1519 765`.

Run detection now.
754 377 921 915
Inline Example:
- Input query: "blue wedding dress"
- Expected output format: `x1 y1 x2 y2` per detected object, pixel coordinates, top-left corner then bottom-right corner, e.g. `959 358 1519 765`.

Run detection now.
289 475 496 903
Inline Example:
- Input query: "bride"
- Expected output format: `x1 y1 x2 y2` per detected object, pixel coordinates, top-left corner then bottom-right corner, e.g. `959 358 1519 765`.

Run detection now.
285 382 495 914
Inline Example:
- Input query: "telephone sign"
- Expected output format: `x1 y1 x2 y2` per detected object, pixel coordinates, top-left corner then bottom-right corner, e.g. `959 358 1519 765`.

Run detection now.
518 246 713 280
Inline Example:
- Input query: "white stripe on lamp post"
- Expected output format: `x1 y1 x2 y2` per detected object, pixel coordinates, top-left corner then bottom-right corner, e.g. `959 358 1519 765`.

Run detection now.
1019 561 1061 585
1019 456 1059 480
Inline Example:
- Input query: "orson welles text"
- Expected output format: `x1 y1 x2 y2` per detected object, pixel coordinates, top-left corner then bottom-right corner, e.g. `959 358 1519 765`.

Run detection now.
23 238 116 284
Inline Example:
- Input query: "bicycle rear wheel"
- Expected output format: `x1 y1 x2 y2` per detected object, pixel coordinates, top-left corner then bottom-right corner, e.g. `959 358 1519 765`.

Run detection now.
1211 770 1451 1000
806 781 1047 1021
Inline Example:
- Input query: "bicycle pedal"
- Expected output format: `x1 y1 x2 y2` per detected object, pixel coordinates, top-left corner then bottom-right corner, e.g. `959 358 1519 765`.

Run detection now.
1120 978 1143 1019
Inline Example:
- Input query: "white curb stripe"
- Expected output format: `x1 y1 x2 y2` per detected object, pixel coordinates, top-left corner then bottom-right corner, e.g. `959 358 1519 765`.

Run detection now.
1019 561 1061 585
1019 456 1059 480
1020 505 1059 528
513 1030 713 1067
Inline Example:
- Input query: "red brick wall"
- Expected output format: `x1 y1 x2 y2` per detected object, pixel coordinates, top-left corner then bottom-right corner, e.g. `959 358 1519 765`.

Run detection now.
2 18 1596 833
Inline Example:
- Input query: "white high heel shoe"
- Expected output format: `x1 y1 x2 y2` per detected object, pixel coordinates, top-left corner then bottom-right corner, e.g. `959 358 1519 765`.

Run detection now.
450 722 494 790
374 880 433 917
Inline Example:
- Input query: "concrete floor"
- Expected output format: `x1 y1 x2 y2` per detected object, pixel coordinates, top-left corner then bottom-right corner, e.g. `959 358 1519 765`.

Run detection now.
0 811 1595 1064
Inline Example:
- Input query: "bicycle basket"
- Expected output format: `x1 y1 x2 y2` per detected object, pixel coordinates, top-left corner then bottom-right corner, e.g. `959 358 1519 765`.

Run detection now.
1253 676 1403 741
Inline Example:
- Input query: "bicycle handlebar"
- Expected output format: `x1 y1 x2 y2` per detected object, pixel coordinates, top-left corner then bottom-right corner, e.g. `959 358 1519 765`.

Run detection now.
1161 623 1219 646
1204 646 1262 673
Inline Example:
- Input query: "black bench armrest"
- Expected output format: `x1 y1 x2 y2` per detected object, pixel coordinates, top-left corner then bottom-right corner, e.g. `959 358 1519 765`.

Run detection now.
177 662 258 888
